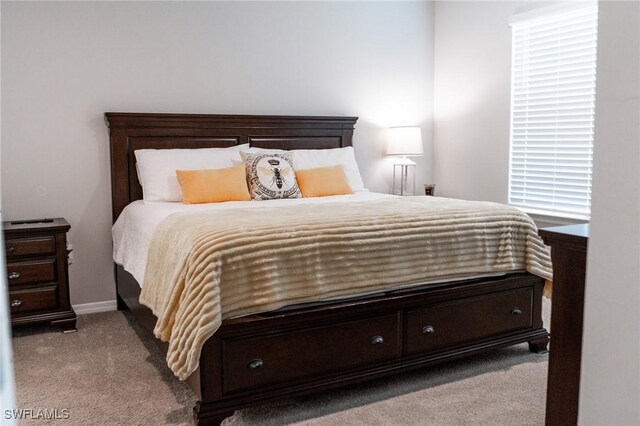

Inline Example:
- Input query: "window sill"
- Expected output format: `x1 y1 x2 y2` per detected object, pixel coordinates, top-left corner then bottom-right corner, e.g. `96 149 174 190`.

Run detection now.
512 206 590 228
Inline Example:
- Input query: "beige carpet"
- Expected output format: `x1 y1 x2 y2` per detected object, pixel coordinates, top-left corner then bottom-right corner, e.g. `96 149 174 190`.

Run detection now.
12 299 550 425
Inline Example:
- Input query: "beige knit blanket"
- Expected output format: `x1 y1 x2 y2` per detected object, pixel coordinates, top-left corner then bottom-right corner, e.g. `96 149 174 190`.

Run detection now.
140 196 552 380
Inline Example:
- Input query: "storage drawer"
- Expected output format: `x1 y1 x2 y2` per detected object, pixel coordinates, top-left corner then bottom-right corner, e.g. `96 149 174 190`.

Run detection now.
5 236 55 258
6 259 56 286
223 313 401 393
9 286 58 314
405 287 533 355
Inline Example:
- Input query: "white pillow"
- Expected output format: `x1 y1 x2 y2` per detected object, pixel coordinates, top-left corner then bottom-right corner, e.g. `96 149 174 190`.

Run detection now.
244 146 366 192
135 144 249 202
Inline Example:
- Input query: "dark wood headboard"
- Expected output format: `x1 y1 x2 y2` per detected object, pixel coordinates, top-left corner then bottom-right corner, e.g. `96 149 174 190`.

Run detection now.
105 113 358 222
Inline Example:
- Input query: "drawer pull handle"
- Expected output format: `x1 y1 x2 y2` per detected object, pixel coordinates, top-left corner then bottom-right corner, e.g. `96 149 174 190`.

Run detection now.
422 325 435 334
10 299 22 308
511 308 523 315
370 335 384 345
8 272 20 280
8 246 15 253
248 359 264 369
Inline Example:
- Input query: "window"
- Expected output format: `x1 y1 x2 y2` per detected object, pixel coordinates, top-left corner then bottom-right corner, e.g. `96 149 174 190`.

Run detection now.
508 3 598 219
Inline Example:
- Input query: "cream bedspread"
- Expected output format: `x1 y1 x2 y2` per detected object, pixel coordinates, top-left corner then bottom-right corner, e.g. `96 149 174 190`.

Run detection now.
139 196 552 380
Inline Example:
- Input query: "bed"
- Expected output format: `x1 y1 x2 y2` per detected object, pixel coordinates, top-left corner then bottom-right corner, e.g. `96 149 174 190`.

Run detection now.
106 112 550 425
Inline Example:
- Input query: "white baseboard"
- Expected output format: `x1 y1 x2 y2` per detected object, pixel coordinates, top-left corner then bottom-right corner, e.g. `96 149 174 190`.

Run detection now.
73 300 118 315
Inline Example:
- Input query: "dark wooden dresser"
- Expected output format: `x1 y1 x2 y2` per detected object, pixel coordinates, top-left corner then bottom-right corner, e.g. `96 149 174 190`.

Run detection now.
539 224 588 426
3 218 76 332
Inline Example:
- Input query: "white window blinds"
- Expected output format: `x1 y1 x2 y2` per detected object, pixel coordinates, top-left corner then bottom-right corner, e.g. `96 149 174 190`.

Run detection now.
508 3 598 219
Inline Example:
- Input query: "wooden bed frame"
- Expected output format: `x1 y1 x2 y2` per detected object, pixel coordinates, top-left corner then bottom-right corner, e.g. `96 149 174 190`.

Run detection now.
105 112 549 425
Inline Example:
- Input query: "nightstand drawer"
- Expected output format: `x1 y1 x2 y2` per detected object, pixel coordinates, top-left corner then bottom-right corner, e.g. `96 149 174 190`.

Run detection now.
405 288 533 355
6 259 56 286
5 236 55 258
8 287 58 314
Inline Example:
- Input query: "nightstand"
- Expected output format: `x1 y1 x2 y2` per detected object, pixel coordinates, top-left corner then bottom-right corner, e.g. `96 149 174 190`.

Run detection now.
3 218 76 332
539 224 588 425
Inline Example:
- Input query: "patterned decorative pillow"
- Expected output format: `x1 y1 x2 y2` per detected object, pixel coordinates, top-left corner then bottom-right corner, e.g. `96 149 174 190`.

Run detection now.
240 151 302 200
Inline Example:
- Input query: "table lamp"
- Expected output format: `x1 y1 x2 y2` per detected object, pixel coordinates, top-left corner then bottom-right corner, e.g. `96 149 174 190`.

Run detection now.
387 126 423 196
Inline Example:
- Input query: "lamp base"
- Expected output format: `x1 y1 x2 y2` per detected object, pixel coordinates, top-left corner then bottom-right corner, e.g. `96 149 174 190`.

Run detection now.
392 163 416 196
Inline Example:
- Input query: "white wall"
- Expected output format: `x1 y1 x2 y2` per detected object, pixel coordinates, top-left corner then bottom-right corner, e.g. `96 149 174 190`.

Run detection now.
433 1 524 203
0 6 14 419
433 0 588 230
1 2 435 305
579 1 640 424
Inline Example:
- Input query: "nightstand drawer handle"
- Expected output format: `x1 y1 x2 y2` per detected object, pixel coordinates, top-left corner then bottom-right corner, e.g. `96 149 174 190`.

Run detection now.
7 246 15 253
10 299 22 308
370 335 384 345
511 308 523 315
422 325 435 334
8 272 20 280
248 359 264 369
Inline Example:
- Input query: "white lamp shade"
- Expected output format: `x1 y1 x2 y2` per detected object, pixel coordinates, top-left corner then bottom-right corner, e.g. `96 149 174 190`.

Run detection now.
386 126 424 157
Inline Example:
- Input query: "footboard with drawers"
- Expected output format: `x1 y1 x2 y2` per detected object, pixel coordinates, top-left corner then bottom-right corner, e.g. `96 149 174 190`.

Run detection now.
117 266 548 425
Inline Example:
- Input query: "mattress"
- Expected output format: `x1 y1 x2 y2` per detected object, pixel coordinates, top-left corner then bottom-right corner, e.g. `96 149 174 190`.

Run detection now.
112 192 508 288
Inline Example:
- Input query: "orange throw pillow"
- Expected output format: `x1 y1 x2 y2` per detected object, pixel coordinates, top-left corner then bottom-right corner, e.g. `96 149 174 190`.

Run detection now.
176 165 251 204
295 166 354 198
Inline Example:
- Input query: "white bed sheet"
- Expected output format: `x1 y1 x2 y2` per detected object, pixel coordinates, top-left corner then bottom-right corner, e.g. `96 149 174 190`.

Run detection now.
112 192 396 286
